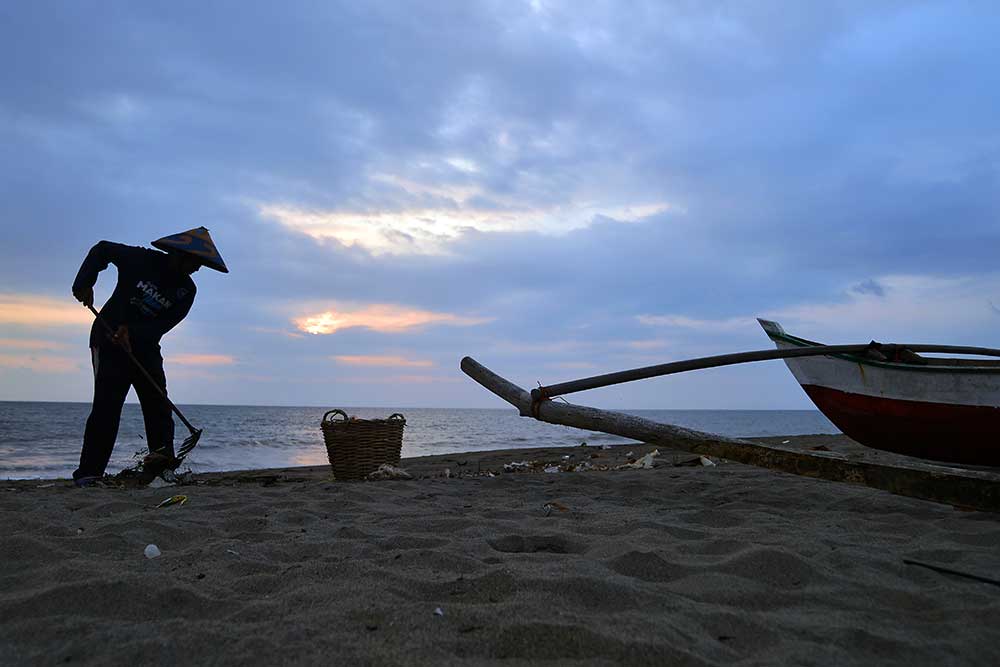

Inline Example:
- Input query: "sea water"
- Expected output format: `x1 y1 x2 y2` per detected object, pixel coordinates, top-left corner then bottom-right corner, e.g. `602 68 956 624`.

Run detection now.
0 401 839 479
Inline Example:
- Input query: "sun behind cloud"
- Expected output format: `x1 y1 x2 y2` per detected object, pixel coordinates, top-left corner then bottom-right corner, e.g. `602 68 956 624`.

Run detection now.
294 303 490 335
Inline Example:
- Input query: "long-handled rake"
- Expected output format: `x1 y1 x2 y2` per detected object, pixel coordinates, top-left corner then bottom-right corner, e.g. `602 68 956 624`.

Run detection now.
87 305 203 464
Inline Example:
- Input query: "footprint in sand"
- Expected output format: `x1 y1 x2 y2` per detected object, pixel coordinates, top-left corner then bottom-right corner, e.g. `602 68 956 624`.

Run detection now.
488 534 588 554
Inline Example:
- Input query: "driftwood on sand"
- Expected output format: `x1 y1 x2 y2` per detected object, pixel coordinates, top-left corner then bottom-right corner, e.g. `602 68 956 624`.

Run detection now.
461 356 1000 513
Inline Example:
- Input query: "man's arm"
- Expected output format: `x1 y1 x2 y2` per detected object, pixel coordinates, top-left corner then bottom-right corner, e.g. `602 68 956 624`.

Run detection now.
71 241 146 306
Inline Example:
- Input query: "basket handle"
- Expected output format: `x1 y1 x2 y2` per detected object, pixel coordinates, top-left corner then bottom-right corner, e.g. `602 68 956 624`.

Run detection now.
388 413 405 421
322 409 349 424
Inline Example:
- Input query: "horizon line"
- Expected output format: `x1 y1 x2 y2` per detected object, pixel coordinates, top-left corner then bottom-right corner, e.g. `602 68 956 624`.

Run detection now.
0 398 823 412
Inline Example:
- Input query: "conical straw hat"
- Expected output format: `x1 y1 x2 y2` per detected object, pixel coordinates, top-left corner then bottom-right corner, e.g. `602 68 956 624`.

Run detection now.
151 227 229 273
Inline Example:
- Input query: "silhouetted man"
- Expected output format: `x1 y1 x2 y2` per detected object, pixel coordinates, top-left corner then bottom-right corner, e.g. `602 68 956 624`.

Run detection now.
71 227 228 486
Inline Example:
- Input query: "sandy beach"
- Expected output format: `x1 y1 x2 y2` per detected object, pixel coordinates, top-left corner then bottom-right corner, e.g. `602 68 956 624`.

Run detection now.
3 435 999 665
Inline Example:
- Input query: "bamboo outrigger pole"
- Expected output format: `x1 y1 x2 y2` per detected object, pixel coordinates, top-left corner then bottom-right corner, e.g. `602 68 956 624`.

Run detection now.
461 356 1000 513
531 342 1000 401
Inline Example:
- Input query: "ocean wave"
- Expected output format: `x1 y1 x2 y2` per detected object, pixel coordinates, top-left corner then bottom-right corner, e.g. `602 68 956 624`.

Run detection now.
0 403 839 479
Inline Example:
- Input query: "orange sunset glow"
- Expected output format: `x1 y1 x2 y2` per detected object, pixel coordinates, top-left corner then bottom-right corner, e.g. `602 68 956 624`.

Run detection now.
170 354 237 366
0 294 92 327
0 353 78 373
333 355 433 367
0 338 71 351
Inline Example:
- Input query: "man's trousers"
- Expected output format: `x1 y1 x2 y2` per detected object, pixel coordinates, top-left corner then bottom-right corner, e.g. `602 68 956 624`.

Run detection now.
73 343 175 480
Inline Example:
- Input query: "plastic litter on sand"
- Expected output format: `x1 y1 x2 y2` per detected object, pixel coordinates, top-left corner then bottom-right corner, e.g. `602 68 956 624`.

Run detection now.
543 501 570 516
155 495 188 508
366 464 413 481
144 544 161 559
618 449 659 470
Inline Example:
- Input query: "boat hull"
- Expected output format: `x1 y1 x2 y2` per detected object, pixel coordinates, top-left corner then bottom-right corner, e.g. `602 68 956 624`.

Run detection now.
801 384 1000 465
759 320 1000 466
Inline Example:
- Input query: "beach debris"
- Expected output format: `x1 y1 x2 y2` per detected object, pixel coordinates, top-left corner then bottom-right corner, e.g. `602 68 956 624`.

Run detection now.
144 544 161 559
433 607 445 617
435 451 668 480
782 440 791 444
226 549 239 556
161 469 194 485
36 483 55 488
673 455 716 467
601 444 612 450
543 501 570 516
365 464 412 481
487 455 630 476
618 449 659 470
141 469 194 488
155 494 188 508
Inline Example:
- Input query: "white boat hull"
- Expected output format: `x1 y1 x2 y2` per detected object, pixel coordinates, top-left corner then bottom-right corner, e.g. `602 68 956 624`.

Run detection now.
760 320 1000 465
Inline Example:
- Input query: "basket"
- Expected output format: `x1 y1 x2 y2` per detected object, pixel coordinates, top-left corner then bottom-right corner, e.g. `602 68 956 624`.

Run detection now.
320 409 406 481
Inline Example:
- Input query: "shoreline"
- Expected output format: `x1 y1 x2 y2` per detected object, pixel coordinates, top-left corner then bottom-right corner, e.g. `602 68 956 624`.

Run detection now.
3 435 999 664
0 432 958 477
5 432 995 488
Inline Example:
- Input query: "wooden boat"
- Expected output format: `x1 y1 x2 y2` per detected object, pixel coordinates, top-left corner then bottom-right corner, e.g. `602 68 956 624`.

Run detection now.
759 319 1000 466
495 324 1000 468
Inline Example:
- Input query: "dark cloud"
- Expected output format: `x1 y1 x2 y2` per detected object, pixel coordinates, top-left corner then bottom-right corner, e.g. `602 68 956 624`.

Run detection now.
851 280 886 297
3 1 999 406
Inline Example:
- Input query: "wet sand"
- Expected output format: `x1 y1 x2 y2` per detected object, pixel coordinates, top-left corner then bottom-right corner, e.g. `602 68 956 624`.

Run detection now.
2 435 999 665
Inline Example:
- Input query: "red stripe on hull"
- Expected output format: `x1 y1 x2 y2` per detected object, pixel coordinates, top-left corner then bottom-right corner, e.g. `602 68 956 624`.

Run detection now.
801 384 1000 466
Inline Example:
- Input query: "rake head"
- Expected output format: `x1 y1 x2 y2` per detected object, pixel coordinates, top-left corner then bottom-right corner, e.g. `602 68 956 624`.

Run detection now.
176 428 203 461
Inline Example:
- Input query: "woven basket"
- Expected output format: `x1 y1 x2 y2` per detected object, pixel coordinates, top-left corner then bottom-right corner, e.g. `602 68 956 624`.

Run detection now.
320 410 406 481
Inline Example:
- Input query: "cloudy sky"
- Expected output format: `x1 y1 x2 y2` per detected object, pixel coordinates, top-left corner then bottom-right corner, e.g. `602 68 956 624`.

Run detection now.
2 1 998 409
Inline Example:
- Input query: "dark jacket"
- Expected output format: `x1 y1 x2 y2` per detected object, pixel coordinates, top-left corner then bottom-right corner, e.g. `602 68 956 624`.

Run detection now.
73 241 197 350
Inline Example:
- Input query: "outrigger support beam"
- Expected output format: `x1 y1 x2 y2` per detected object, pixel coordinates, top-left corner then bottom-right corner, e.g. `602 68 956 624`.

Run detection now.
461 356 1000 513
531 342 1000 401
